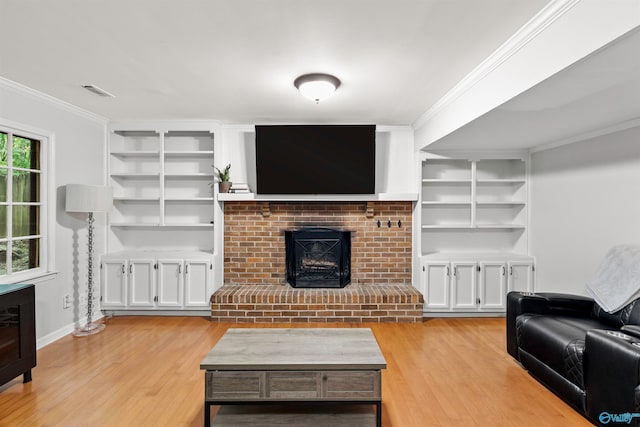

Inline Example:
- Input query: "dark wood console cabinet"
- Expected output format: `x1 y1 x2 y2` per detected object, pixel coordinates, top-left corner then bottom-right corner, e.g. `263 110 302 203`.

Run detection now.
0 284 36 387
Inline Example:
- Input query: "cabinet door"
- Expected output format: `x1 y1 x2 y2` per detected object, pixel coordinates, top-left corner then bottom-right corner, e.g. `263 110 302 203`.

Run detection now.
508 261 534 293
128 259 156 307
451 262 477 310
184 259 211 307
478 262 507 310
157 259 183 307
101 259 127 308
422 261 450 310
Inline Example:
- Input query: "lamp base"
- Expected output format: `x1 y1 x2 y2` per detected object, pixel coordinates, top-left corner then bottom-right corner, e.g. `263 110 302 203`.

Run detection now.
73 322 105 337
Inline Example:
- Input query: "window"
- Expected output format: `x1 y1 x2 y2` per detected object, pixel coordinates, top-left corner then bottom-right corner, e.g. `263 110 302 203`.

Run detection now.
0 126 48 279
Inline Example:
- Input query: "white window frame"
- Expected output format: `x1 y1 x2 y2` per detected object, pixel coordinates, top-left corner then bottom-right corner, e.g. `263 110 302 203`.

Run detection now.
0 119 56 284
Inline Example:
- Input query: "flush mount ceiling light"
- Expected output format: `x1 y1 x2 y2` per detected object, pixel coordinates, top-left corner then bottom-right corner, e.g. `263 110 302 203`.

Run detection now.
294 73 341 103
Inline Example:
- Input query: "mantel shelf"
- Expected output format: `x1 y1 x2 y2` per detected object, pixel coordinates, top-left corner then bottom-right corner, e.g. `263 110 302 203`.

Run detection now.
217 192 419 202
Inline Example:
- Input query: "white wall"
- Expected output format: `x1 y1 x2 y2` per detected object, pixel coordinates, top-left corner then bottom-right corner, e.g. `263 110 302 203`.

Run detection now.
530 125 640 294
0 79 107 346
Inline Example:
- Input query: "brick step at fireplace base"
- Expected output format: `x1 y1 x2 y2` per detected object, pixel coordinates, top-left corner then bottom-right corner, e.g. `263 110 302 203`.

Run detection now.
210 284 424 323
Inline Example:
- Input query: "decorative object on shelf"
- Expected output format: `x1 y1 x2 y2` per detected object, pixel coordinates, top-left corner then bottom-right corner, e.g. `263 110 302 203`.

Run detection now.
294 73 341 103
65 184 113 336
230 182 250 193
213 164 232 193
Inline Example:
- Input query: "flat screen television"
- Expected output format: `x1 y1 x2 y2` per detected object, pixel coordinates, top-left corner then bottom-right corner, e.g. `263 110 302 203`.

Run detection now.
255 124 376 194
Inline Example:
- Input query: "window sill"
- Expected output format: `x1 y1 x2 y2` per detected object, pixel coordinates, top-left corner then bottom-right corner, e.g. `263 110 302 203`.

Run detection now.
2 270 58 285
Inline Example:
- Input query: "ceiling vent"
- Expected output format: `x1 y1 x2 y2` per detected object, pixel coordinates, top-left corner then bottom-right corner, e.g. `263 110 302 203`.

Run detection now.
81 84 115 98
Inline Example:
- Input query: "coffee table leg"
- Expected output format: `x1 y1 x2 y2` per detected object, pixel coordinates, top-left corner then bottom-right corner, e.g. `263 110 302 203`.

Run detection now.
376 401 382 427
204 402 211 427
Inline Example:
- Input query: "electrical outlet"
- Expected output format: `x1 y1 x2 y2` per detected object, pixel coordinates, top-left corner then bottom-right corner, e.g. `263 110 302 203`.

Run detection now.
63 294 72 309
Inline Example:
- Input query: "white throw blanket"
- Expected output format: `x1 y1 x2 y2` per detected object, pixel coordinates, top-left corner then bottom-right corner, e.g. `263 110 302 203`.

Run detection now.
585 245 640 313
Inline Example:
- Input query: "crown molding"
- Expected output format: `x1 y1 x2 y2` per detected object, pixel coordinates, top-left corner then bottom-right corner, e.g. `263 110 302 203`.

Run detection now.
0 76 108 124
412 0 581 131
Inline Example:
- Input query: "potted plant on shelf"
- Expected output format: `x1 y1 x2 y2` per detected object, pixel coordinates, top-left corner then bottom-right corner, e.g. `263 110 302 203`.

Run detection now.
214 164 232 193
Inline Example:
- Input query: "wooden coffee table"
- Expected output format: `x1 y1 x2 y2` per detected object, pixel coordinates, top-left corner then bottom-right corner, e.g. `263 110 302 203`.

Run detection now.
200 328 387 426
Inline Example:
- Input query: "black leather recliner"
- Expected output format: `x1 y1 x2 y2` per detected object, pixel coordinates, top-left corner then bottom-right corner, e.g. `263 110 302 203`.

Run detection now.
507 291 640 426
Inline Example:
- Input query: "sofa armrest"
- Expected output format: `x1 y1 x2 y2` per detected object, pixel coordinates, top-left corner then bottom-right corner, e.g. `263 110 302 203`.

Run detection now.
506 292 595 359
622 325 640 339
585 329 640 425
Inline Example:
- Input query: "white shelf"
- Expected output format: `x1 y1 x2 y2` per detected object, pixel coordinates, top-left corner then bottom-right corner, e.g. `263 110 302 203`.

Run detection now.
164 173 214 178
422 179 472 183
476 202 525 206
422 225 472 229
422 201 472 206
111 173 160 179
477 179 525 184
111 151 159 157
164 150 214 157
107 125 217 254
476 224 525 229
114 197 160 202
420 154 528 256
111 223 214 229
165 197 214 202
162 223 214 228
217 192 420 202
111 223 160 228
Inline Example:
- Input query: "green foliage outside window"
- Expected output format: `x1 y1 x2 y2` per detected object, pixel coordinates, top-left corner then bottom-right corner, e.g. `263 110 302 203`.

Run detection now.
0 132 41 274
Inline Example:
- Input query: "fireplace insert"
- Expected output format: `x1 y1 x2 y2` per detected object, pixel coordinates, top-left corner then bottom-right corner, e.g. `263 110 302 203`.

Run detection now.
285 228 351 288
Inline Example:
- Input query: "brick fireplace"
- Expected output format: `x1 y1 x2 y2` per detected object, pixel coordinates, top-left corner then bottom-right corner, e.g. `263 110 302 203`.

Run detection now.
211 200 423 323
224 201 412 285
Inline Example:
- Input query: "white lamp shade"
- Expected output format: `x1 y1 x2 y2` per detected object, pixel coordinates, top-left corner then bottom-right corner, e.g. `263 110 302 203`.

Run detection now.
66 184 113 213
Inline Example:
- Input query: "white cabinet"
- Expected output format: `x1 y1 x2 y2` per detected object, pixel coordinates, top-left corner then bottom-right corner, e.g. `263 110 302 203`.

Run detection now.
421 256 534 314
422 262 450 310
102 259 127 308
129 258 156 307
184 259 212 307
422 260 481 312
100 251 213 311
507 260 534 293
478 261 507 310
451 262 477 310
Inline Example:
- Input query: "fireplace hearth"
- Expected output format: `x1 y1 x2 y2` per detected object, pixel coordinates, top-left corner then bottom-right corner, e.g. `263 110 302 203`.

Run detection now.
285 228 351 288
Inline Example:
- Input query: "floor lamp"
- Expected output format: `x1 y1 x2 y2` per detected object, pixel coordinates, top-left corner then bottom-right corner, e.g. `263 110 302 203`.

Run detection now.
65 184 113 337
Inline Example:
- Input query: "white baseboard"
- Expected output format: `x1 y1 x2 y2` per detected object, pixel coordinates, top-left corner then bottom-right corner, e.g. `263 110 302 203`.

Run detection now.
36 313 105 350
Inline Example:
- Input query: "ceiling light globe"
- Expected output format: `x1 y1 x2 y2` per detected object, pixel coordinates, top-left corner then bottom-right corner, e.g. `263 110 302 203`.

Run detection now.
299 81 336 103
294 73 341 103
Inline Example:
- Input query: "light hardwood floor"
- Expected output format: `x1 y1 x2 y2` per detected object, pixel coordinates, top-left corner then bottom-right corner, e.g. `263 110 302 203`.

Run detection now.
0 317 592 427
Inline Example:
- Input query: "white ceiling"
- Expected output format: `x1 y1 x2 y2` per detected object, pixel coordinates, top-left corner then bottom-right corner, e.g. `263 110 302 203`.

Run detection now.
0 0 550 124
426 27 640 151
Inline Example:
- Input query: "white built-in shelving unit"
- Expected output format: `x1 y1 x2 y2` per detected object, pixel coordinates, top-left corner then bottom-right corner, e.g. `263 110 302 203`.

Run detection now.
103 122 219 314
418 151 534 315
